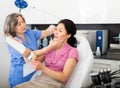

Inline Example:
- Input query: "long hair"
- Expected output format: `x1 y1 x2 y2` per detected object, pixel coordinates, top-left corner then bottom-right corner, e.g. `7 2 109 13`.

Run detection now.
4 13 25 37
58 19 77 47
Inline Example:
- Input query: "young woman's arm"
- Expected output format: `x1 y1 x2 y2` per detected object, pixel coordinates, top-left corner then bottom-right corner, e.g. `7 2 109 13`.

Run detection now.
44 58 77 82
32 58 77 83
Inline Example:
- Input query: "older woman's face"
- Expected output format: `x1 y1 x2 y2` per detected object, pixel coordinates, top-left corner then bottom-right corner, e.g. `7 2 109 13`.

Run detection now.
15 16 26 35
53 23 70 42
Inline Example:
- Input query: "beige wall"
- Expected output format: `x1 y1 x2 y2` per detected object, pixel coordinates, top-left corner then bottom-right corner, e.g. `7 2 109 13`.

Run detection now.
0 0 18 88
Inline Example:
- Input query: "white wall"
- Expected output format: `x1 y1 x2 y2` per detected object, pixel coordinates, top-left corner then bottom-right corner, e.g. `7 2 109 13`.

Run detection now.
78 0 107 23
21 0 79 24
105 0 120 23
0 0 18 88
21 0 120 24
78 0 120 23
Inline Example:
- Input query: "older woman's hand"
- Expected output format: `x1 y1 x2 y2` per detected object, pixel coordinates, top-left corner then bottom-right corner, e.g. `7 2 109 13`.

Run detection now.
48 39 64 49
48 24 56 34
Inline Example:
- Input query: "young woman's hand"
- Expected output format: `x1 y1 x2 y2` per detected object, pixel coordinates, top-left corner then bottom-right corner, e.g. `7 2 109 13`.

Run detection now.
32 50 40 57
31 61 44 71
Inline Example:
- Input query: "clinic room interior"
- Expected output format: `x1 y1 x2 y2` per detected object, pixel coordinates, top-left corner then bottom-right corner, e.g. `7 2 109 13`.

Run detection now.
0 0 120 88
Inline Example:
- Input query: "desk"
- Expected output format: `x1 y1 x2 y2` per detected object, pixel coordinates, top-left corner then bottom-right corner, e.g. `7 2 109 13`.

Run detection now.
95 50 120 61
92 50 120 72
91 51 120 88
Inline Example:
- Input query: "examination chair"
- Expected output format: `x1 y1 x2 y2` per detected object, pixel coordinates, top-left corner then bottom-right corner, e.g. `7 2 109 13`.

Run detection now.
6 35 94 88
65 35 94 88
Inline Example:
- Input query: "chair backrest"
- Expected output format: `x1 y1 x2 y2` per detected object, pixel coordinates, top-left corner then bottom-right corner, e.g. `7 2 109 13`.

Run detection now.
65 35 94 88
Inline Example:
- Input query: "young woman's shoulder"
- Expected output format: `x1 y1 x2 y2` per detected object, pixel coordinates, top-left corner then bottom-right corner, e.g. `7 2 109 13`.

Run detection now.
70 47 78 54
67 44 78 52
68 45 79 62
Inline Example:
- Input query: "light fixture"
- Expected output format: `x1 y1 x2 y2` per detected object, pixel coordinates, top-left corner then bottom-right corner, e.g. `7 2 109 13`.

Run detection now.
14 0 28 13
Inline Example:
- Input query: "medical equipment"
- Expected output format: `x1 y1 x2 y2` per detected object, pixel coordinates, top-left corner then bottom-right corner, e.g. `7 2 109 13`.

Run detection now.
5 37 33 61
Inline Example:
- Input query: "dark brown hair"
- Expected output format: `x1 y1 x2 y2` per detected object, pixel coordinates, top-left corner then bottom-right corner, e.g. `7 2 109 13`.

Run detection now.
58 19 77 47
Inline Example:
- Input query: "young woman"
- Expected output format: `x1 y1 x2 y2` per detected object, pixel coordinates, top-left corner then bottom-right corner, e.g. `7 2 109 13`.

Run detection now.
15 19 79 88
3 13 58 88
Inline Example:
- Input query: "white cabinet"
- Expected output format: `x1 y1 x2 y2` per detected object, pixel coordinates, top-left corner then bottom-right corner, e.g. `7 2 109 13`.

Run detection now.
78 0 120 23
92 59 118 72
116 61 120 70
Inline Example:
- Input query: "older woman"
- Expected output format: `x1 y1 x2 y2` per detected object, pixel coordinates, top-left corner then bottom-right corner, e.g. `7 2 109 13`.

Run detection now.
4 13 56 88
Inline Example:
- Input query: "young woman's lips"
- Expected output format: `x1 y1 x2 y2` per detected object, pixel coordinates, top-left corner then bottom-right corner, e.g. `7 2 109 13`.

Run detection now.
54 36 58 39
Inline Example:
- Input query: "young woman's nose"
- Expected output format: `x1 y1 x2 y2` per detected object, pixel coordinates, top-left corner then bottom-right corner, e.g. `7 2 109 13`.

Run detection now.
54 30 58 35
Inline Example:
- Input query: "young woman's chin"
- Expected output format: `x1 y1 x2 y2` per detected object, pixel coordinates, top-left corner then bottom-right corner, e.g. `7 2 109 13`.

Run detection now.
53 37 58 41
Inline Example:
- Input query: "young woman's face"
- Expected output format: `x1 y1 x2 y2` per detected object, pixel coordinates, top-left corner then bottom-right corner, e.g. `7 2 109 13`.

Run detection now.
15 16 26 35
53 23 70 43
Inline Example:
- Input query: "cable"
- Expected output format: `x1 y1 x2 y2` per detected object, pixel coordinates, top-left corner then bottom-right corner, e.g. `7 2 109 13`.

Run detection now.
111 76 120 79
111 70 120 75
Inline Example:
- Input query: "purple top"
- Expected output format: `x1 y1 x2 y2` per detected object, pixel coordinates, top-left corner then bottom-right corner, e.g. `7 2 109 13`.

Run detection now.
45 44 79 72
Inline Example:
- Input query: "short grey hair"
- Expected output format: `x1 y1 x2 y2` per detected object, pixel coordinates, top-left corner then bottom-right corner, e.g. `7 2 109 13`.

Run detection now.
4 13 25 37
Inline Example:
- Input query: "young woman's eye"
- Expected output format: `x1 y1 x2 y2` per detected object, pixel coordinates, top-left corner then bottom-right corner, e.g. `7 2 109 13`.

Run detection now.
22 21 25 23
59 30 62 32
59 29 63 32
